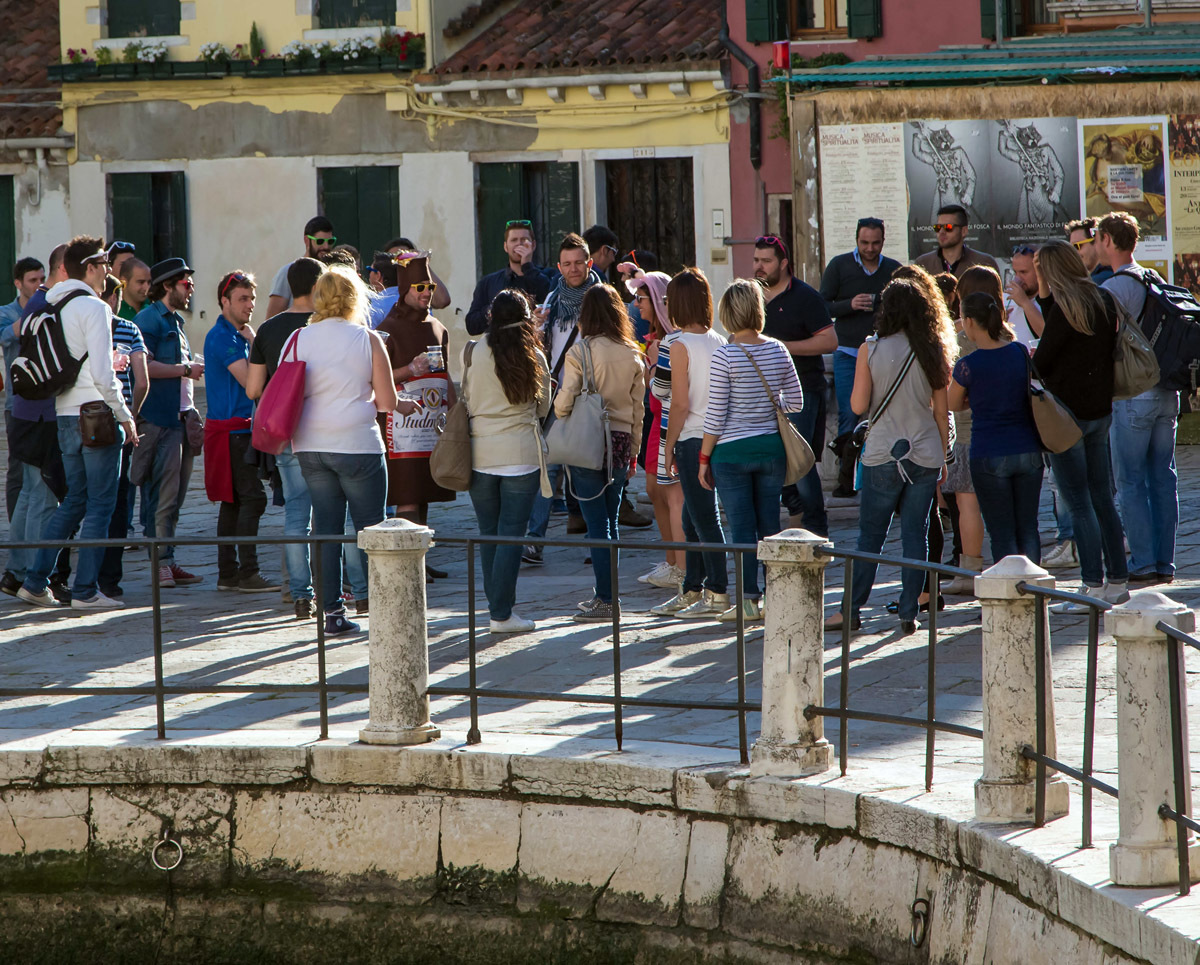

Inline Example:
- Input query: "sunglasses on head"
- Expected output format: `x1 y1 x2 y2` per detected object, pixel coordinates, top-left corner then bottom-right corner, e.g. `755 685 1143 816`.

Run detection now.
220 271 250 299
934 222 964 232
106 240 135 255
306 234 337 246
756 234 783 247
411 282 437 294
1011 244 1038 256
506 219 533 229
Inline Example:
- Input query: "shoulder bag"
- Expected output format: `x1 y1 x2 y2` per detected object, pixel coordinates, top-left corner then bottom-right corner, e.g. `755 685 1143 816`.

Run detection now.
545 338 614 500
1106 286 1161 400
251 328 306 456
1027 354 1082 453
828 347 915 463
735 344 815 486
429 339 476 492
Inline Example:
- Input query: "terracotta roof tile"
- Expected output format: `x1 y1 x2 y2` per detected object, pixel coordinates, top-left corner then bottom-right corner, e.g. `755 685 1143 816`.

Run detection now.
435 0 723 77
0 5 62 139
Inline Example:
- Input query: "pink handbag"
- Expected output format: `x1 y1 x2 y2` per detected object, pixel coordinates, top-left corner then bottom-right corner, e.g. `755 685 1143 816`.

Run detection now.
251 330 306 455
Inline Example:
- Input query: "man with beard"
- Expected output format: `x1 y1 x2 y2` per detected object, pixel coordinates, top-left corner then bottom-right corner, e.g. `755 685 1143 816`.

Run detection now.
376 252 455 582
819 217 900 497
266 216 336 317
134 258 205 588
1065 218 1114 285
1003 245 1045 345
755 235 836 535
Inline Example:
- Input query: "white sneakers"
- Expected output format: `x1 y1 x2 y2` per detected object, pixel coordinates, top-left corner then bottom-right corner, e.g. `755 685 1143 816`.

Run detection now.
638 561 684 589
16 586 58 608
71 592 125 610
1042 541 1078 569
489 613 535 634
651 590 701 616
1049 581 1128 614
677 589 731 620
718 599 764 623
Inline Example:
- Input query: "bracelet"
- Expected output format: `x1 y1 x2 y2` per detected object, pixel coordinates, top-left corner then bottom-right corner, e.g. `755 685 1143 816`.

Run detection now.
698 453 711 465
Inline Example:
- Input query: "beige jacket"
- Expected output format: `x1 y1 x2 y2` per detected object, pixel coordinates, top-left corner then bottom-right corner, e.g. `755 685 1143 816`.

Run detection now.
554 336 646 451
464 339 552 470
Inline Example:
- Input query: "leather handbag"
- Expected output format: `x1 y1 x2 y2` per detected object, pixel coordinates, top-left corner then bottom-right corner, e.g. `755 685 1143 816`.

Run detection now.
1028 356 1082 453
545 338 611 473
79 400 118 449
251 329 306 456
429 340 476 492
1108 291 1161 400
736 344 815 486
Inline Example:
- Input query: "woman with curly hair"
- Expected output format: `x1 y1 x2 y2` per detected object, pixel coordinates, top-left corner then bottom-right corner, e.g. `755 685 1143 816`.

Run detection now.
463 289 552 635
826 267 956 635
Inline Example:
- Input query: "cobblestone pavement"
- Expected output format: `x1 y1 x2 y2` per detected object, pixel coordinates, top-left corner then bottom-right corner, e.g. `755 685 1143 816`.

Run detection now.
2 417 1198 793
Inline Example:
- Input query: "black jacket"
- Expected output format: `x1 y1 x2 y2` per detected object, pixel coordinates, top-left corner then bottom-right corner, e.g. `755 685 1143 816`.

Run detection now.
465 264 552 335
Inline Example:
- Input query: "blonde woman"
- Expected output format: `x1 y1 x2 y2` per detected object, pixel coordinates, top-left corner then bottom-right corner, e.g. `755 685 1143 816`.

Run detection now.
698 279 802 622
1032 239 1127 611
291 265 407 636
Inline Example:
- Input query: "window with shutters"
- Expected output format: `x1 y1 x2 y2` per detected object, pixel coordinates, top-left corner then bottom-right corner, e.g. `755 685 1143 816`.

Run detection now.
317 166 401 271
108 171 188 266
0 177 13 305
106 0 181 39
317 0 396 29
475 162 580 277
792 0 847 33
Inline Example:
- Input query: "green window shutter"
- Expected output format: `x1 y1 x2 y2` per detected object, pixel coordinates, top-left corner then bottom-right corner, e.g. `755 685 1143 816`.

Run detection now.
353 166 401 265
318 166 359 255
0 177 13 305
847 0 882 38
157 171 188 263
544 162 580 257
745 0 788 43
108 0 182 39
317 0 395 29
980 0 1014 40
109 173 155 263
476 162 524 277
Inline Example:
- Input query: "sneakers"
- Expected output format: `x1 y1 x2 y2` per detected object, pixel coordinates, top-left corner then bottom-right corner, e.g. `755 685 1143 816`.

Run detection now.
718 598 763 623
294 598 316 620
1050 583 1107 614
0 571 20 597
490 613 536 634
17 586 59 608
1104 580 1130 605
574 598 616 622
324 611 361 636
677 590 731 620
638 561 684 588
238 574 282 593
618 498 654 529
566 514 587 535
156 565 176 589
651 590 701 616
71 591 124 610
1042 541 1078 569
48 578 71 604
217 576 241 592
521 545 544 565
169 563 203 585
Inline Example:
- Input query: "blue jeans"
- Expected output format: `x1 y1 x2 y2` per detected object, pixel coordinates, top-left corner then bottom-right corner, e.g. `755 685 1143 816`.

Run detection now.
276 448 313 601
674 437 726 594
1048 415 1127 587
297 451 386 614
143 420 193 564
6 461 58 581
343 508 368 600
98 442 133 592
713 454 786 598
570 464 628 604
469 470 540 620
782 395 828 536
527 463 563 539
1047 454 1074 542
24 417 124 600
1110 389 1179 577
832 349 858 437
970 450 1044 564
849 458 940 621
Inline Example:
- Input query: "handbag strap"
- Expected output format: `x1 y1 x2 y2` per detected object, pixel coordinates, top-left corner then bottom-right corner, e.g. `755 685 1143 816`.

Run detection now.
460 338 476 408
867 347 916 427
283 328 301 363
735 342 788 415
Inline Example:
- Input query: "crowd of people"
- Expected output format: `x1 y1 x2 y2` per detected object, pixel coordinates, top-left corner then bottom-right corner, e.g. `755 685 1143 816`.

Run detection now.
0 201 1183 637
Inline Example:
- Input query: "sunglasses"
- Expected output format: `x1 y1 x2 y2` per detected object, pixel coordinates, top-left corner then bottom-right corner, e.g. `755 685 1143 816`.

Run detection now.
505 219 533 229
857 217 885 229
755 234 783 247
1011 245 1038 256
603 244 619 256
220 271 250 299
306 235 338 246
934 222 964 232
411 282 437 294
106 240 135 255
1071 237 1094 249
82 251 110 265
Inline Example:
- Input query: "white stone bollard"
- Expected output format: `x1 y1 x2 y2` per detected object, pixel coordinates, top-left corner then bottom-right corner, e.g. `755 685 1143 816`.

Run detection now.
1106 590 1200 886
974 556 1069 823
357 519 442 746
750 529 834 777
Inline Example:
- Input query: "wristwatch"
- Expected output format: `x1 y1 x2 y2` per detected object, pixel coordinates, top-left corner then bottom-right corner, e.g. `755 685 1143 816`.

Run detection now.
183 363 192 378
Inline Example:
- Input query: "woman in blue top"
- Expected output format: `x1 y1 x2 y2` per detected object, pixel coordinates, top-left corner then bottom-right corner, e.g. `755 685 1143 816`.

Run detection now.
948 291 1044 564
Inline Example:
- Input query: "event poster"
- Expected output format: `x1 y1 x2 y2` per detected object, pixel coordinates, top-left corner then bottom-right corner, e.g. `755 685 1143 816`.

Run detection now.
1169 114 1200 296
905 117 1079 261
817 123 908 263
1078 116 1170 278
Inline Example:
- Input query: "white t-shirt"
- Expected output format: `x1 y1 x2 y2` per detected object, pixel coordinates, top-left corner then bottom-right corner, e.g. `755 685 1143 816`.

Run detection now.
289 318 384 454
676 329 727 441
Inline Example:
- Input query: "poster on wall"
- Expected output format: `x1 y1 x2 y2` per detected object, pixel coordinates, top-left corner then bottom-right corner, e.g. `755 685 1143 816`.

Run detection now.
817 123 908 265
1169 114 1200 297
905 119 995 259
1079 116 1170 278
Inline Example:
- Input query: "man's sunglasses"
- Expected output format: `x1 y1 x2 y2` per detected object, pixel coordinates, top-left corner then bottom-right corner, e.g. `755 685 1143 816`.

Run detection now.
1071 237 1094 249
756 234 784 246
220 271 250 299
306 235 338 246
412 282 437 294
934 222 964 232
1012 244 1038 256
106 240 135 255
505 219 533 229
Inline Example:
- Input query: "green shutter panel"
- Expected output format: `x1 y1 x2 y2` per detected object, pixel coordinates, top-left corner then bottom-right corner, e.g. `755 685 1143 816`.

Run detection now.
847 0 882 38
476 163 524 277
319 167 360 257
980 0 1014 40
0 177 13 305
163 171 188 263
109 173 155 264
745 0 788 43
354 166 401 266
545 162 580 257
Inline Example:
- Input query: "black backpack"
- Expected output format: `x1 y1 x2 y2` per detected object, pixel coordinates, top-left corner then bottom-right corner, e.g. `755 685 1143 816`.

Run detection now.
1117 267 1200 394
9 289 91 400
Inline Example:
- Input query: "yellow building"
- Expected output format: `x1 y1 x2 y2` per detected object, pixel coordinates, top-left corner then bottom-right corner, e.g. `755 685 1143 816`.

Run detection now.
48 0 732 358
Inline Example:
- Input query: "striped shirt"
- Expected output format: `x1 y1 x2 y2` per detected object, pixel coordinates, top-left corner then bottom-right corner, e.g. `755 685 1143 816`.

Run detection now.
702 337 803 443
112 316 146 410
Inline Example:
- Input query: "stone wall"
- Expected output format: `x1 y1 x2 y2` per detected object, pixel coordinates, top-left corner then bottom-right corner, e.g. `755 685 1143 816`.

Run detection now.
0 739 1186 964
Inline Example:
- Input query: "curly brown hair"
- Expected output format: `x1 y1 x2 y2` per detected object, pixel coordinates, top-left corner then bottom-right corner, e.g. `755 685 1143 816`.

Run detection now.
877 268 958 390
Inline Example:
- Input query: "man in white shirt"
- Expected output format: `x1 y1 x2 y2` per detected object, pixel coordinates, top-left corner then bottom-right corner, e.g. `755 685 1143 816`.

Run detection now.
1003 245 1045 346
17 235 136 610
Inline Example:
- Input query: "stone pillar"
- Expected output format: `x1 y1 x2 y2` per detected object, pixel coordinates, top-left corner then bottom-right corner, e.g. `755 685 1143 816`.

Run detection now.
357 519 441 746
1107 590 1200 886
751 529 833 777
974 556 1069 823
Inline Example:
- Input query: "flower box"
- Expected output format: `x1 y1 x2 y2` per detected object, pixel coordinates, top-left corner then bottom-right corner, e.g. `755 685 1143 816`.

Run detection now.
227 61 251 76
249 59 285 77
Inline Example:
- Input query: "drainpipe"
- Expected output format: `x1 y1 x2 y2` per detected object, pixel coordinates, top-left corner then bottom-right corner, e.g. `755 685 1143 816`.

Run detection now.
994 0 1004 46
718 17 761 170
1144 0 1153 28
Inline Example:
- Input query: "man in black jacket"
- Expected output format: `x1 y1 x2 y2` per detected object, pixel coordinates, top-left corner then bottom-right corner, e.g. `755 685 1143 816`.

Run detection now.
465 221 551 335
819 217 900 497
